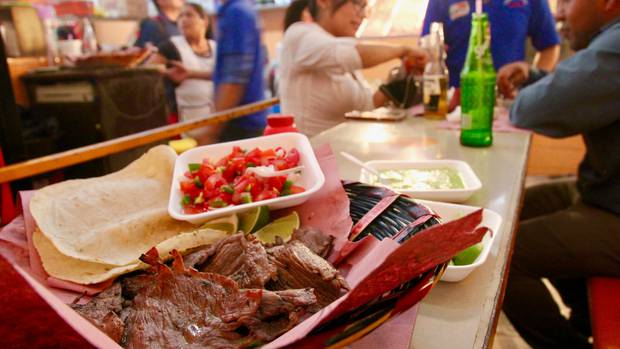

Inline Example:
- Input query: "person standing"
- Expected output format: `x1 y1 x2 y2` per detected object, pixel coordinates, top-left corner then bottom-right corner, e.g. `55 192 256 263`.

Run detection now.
214 0 267 141
422 0 561 109
135 0 185 48
278 0 428 137
148 3 218 144
497 0 620 347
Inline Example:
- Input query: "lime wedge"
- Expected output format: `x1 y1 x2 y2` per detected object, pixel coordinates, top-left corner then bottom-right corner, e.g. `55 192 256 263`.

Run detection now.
239 206 270 234
253 211 300 244
452 242 483 266
201 214 239 235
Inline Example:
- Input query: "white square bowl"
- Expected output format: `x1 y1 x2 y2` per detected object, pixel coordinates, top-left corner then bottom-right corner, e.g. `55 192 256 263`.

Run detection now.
168 133 325 224
417 199 503 282
359 159 482 203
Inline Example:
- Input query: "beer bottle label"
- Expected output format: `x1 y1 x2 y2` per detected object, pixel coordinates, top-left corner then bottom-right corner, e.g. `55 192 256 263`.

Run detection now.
424 75 442 95
424 75 441 112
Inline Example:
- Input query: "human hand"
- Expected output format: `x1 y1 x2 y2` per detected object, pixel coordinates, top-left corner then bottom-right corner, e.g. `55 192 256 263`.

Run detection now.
402 47 429 75
164 61 191 84
497 61 530 99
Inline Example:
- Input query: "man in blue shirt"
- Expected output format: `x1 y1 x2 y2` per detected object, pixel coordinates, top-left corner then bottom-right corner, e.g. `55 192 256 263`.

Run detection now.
497 0 620 347
422 0 560 108
135 0 184 48
214 0 267 141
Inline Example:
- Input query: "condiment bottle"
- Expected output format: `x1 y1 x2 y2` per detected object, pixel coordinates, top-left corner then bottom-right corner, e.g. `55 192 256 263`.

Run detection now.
263 114 298 135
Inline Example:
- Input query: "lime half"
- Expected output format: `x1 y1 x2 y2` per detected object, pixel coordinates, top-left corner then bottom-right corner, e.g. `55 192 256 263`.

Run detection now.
201 214 239 235
239 206 270 234
452 242 483 266
254 211 300 244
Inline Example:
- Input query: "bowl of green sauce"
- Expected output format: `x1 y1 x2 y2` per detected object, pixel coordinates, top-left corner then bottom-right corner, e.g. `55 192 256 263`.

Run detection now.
359 160 482 203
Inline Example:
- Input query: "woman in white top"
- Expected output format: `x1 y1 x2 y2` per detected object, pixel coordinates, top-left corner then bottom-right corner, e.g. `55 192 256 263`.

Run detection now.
149 3 218 143
278 0 428 137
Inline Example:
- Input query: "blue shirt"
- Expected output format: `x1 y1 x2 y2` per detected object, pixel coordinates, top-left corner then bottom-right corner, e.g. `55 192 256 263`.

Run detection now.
511 20 620 216
422 0 559 87
214 0 267 129
135 14 180 48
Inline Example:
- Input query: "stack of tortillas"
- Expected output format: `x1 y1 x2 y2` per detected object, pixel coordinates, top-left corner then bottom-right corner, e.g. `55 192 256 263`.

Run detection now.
29 146 227 285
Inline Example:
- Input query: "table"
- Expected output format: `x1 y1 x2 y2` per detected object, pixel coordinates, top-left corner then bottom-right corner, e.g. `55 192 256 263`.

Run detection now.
310 118 531 349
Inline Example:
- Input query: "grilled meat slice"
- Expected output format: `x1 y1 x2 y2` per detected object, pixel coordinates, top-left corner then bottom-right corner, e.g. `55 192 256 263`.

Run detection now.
123 249 264 349
268 241 349 309
249 288 317 341
291 227 334 259
71 282 124 343
197 233 277 289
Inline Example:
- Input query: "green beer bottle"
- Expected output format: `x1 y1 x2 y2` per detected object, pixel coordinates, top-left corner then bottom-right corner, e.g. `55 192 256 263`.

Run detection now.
460 13 496 147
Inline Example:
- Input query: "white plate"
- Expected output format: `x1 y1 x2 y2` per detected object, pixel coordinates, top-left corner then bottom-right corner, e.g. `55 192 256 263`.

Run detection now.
417 199 502 282
168 133 325 224
359 159 482 203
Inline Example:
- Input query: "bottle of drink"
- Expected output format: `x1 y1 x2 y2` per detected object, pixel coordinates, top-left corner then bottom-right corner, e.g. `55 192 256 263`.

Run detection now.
460 13 496 147
423 22 449 119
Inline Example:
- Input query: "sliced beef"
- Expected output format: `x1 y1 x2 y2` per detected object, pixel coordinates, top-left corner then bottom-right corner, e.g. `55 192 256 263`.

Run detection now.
120 273 154 300
71 282 125 343
268 241 349 309
182 244 215 269
123 249 264 349
291 227 334 259
248 288 317 341
198 233 277 289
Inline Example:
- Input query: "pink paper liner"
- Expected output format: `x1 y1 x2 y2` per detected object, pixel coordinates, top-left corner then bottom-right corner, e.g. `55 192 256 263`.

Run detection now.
0 144 427 349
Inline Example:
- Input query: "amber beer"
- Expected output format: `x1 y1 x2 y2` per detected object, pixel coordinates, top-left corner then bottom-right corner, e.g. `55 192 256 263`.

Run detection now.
423 22 449 119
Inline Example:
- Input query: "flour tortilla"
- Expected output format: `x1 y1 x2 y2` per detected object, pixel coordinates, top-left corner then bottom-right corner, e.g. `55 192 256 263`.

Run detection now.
30 145 200 266
33 227 228 284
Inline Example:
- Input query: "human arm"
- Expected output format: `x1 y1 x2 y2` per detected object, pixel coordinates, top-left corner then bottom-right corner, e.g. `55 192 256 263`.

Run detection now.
528 0 561 70
164 61 212 84
356 44 428 70
510 45 620 138
533 44 560 71
215 83 246 111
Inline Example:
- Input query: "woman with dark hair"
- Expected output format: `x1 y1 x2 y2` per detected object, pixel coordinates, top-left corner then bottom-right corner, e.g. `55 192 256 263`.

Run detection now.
284 0 312 32
148 3 218 143
278 0 428 136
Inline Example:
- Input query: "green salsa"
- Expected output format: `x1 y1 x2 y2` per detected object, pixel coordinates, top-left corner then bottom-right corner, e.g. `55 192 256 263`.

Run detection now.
371 168 466 190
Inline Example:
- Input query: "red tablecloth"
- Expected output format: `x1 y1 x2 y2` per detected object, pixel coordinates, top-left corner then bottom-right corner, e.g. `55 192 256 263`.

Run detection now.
0 254 93 349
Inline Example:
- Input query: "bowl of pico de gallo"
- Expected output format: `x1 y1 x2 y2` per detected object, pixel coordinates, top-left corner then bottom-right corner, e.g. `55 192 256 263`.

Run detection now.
168 132 325 224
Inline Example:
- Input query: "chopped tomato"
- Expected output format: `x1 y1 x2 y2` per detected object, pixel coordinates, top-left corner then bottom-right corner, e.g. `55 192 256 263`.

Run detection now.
180 181 201 197
256 190 278 202
180 146 307 214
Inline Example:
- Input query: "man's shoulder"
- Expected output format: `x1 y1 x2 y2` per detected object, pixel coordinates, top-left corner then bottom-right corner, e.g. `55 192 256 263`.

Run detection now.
591 21 620 51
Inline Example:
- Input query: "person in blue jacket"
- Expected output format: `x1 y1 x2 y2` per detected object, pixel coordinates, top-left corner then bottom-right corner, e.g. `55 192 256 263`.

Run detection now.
213 0 267 141
135 0 185 48
497 0 620 347
422 0 561 109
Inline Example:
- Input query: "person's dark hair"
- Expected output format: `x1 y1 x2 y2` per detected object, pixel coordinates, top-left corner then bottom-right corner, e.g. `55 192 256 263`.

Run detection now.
284 0 309 31
184 2 214 40
307 0 349 20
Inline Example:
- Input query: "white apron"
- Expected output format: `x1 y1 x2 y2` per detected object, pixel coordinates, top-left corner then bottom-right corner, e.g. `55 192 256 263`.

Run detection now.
170 36 216 141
